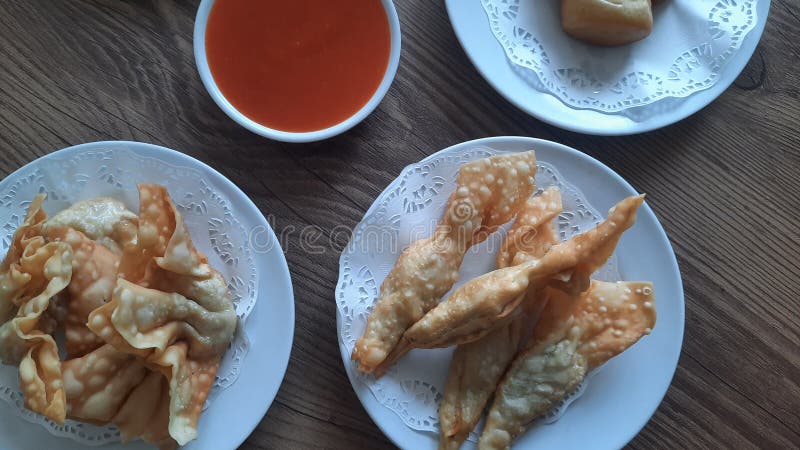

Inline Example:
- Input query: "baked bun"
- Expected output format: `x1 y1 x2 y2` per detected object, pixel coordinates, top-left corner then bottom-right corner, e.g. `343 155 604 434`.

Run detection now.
561 0 653 46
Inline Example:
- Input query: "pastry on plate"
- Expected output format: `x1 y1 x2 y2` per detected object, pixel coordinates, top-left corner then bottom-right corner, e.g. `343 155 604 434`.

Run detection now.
352 151 537 374
439 187 562 450
561 0 654 46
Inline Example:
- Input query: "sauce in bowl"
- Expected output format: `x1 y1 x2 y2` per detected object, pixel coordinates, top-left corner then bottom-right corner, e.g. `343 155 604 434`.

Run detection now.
205 0 391 133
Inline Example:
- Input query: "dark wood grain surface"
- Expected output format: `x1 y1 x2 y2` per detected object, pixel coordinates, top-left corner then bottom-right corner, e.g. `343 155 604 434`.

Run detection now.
0 0 798 449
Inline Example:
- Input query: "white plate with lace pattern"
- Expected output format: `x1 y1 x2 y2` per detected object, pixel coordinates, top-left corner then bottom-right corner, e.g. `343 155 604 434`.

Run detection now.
0 141 294 450
336 137 684 449
445 0 770 135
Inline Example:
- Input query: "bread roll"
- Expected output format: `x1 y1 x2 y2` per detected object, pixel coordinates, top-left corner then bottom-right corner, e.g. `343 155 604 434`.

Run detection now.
561 0 653 46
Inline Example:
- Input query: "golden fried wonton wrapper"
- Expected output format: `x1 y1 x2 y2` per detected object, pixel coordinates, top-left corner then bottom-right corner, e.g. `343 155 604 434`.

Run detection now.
88 184 237 446
45 197 138 256
478 281 656 450
382 195 644 367
62 344 176 450
0 195 73 423
0 195 49 323
439 187 562 449
45 226 120 358
353 151 537 374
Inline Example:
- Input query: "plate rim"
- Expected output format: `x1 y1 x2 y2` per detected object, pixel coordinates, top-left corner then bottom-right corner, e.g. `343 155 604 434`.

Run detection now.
444 0 771 135
0 140 295 450
337 136 685 449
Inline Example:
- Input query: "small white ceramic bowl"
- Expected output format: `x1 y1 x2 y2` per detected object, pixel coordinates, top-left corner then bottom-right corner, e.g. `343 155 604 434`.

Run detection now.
194 0 401 143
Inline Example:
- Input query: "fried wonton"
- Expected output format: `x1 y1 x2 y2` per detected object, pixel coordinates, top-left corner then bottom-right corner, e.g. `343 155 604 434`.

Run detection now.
0 195 73 423
88 184 237 446
478 281 656 450
381 195 644 368
45 226 119 358
439 187 562 450
62 344 176 450
0 195 49 323
45 197 138 256
353 151 538 374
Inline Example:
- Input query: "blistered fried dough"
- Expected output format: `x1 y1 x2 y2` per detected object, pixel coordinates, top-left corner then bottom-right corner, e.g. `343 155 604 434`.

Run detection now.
88 184 236 445
353 151 538 374
0 195 48 323
62 344 148 422
62 345 177 450
385 195 643 364
45 197 138 255
45 226 120 357
534 281 656 368
495 187 562 268
439 188 562 450
117 184 175 284
89 281 230 444
479 330 587 450
113 371 175 450
0 233 73 422
478 281 656 450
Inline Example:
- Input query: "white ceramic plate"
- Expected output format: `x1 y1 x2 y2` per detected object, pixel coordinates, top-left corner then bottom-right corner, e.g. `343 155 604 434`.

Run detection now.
445 1 770 135
0 141 294 450
338 136 684 449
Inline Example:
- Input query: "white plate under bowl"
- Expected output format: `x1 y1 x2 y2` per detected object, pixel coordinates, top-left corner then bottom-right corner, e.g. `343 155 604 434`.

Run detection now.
445 1 770 135
0 141 294 450
337 136 684 449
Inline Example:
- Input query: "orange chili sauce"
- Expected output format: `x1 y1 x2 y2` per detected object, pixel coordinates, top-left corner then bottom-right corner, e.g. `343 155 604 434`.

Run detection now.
205 0 391 133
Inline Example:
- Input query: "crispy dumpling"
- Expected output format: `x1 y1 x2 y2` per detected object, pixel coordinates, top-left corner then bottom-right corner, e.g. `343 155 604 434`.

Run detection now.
478 281 656 449
439 187 562 449
45 197 138 256
0 195 73 423
0 195 49 323
62 345 176 450
113 371 175 450
45 226 119 358
88 184 236 445
380 195 644 368
62 344 148 423
117 185 175 284
353 151 538 374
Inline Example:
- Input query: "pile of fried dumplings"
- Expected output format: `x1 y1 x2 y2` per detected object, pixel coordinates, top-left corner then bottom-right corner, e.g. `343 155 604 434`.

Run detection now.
0 184 237 450
351 151 657 450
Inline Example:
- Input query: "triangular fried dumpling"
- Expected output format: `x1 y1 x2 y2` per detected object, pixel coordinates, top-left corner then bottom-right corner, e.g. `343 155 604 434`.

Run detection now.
439 187 562 450
353 151 538 374
477 281 656 449
382 195 643 366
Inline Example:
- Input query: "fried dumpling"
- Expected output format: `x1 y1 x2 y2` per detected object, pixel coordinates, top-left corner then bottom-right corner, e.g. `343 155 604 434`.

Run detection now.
478 281 656 450
88 184 236 445
353 151 538 374
45 197 138 256
0 195 49 323
62 344 148 423
382 195 644 366
113 371 175 450
62 345 176 450
45 226 120 358
439 187 562 450
117 184 175 284
0 195 73 423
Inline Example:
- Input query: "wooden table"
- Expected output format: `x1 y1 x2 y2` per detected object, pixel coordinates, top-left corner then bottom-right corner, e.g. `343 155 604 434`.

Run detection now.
1 1 798 449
